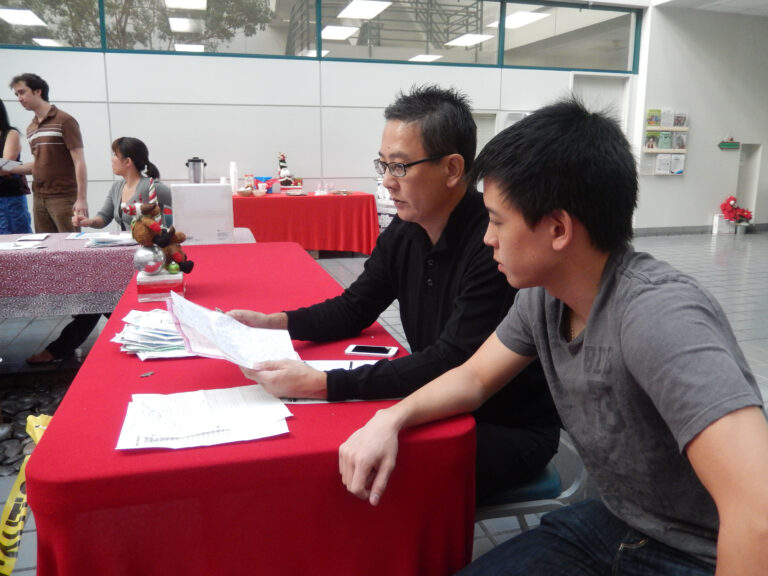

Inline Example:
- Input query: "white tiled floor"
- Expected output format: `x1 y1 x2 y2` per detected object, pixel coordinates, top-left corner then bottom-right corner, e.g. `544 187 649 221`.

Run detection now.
2 232 768 573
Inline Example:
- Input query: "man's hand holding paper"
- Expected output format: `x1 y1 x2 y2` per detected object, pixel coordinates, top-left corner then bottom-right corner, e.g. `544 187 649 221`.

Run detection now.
241 359 328 400
168 292 299 368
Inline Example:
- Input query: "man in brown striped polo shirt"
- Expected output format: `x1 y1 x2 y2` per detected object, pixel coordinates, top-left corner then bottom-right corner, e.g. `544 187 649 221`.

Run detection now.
9 73 88 232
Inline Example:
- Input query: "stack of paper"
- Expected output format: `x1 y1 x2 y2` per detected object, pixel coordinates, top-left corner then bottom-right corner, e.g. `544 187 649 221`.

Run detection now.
67 231 137 247
111 309 194 360
116 384 292 449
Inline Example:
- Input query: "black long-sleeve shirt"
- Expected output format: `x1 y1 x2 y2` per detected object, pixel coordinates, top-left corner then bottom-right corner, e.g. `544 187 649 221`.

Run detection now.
287 190 558 429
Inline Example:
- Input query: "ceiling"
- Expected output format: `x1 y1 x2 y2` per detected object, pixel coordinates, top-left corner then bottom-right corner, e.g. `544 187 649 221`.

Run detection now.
659 0 768 18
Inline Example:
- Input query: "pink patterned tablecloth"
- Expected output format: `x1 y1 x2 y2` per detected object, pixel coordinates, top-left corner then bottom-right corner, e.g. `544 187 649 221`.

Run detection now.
0 233 137 318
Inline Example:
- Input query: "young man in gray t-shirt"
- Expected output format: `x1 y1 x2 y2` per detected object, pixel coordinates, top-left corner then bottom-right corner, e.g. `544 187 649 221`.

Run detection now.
338 97 768 575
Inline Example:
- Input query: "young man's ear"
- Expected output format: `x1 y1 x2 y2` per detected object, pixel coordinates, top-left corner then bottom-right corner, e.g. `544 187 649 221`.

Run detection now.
549 209 574 252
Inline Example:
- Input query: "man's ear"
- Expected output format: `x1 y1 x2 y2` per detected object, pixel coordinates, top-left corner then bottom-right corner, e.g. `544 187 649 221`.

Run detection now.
445 154 465 188
549 209 574 252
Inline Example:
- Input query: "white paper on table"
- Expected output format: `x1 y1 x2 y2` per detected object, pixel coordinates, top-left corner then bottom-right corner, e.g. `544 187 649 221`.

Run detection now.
16 233 49 241
0 241 41 250
304 360 378 371
116 384 292 450
168 291 299 368
279 360 380 404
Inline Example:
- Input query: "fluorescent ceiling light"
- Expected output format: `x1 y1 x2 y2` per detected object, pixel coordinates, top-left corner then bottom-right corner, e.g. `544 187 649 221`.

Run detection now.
445 34 494 47
321 25 358 40
338 1 391 20
487 11 550 29
175 43 205 52
409 54 442 62
169 17 204 33
301 49 330 57
33 38 64 47
165 0 207 9
0 9 46 26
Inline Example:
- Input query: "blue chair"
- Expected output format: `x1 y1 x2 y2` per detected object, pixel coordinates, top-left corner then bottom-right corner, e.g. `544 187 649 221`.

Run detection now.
475 435 588 539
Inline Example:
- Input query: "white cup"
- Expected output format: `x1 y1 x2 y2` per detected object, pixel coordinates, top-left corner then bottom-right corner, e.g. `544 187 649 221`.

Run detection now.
258 182 267 191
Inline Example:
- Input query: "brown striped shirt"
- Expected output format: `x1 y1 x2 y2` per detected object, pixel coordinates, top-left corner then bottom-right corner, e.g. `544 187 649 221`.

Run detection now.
26 105 83 197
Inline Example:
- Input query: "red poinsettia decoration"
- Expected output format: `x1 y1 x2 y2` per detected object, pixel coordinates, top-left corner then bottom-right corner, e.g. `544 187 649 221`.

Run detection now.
720 195 752 223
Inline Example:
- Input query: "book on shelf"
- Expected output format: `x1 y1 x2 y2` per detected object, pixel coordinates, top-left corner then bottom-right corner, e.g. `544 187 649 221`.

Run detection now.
673 110 689 127
672 132 688 150
660 108 675 127
658 132 673 149
670 154 685 175
646 108 661 126
644 131 660 149
655 154 672 175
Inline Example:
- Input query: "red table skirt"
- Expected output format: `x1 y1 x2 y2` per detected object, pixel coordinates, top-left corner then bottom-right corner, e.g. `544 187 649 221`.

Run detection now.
27 242 475 576
232 192 379 254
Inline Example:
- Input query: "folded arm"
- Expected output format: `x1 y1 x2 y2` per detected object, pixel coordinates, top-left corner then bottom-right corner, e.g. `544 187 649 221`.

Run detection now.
339 333 533 505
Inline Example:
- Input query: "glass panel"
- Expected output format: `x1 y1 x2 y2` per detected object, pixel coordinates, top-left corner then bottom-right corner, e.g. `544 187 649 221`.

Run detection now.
502 3 634 71
0 0 101 48
314 0 500 64
102 0 315 55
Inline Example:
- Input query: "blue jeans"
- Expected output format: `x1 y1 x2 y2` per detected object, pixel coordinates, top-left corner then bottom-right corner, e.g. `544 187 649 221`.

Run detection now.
461 500 714 576
0 195 32 234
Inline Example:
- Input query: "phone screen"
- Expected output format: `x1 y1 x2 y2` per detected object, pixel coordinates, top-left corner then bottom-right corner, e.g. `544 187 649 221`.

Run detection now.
351 345 390 354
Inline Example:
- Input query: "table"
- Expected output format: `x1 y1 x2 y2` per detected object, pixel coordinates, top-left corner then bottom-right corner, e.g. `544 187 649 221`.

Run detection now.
26 242 475 576
0 233 137 318
0 230 255 319
233 192 379 254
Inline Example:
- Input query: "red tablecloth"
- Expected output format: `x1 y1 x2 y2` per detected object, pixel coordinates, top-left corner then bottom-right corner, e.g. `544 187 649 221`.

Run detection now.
27 242 475 576
233 192 379 254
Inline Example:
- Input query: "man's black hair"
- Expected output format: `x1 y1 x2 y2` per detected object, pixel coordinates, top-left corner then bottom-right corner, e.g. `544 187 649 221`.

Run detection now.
384 85 476 175
471 96 637 252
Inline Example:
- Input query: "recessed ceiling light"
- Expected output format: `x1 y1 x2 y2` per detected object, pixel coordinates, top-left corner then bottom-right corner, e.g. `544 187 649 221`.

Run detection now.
301 49 330 57
175 43 205 52
0 9 46 26
33 38 64 47
166 0 207 9
321 25 358 40
445 34 494 47
409 54 442 62
487 11 550 29
169 17 204 33
338 1 391 20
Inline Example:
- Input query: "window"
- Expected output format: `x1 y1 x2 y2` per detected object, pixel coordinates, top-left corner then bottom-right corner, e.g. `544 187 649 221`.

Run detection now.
0 0 100 48
103 0 290 54
313 0 501 65
0 0 639 73
501 3 636 72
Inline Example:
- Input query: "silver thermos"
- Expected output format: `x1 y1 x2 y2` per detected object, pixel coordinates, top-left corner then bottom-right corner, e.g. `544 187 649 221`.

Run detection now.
186 157 206 183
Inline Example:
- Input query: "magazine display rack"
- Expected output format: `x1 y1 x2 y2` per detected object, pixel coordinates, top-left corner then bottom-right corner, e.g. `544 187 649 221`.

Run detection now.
642 108 688 176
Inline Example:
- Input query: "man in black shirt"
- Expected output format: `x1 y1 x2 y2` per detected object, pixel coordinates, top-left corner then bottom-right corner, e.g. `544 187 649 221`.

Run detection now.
230 85 559 500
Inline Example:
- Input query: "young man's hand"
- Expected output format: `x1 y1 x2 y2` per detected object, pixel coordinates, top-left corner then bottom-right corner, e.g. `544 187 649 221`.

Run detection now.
339 409 401 506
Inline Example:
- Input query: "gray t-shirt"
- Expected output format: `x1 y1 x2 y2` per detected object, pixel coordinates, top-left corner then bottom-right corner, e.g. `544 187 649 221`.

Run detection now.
96 177 172 230
496 248 763 564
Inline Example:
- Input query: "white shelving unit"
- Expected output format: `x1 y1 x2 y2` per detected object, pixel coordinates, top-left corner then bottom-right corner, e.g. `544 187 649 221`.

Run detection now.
642 109 689 175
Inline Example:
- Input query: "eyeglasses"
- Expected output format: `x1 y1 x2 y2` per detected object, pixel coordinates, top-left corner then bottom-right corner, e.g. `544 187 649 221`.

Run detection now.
373 154 446 178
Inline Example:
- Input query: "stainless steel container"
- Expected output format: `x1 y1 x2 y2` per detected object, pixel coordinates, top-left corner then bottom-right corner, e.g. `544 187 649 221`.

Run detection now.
186 157 206 183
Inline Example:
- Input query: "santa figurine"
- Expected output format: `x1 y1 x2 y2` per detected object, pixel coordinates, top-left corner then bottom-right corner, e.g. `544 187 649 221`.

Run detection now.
278 153 294 186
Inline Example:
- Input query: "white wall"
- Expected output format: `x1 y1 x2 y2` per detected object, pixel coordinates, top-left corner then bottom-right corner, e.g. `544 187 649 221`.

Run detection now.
635 6 768 229
1 50 571 226
3 6 767 232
